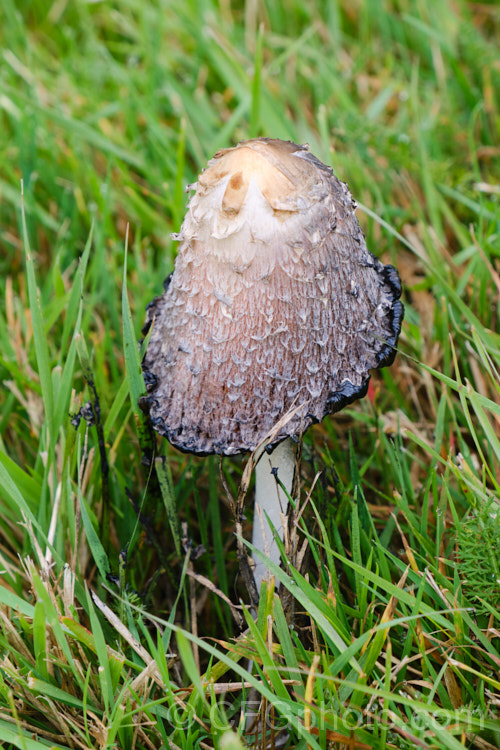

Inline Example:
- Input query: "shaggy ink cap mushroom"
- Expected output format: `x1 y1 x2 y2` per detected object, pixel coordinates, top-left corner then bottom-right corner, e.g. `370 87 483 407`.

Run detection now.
142 138 403 455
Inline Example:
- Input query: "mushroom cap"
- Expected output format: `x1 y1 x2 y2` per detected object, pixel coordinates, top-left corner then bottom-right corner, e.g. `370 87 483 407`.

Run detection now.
142 138 403 455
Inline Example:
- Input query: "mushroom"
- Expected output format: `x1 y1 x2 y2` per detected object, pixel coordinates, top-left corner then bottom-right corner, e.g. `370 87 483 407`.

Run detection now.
141 138 403 593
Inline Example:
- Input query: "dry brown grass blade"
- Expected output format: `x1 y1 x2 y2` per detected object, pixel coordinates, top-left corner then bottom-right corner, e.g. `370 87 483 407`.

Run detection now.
304 653 320 749
89 588 168 685
391 514 419 573
470 737 500 750
443 664 464 709
381 565 410 625
360 565 410 658
0 608 35 665
308 725 378 749
185 568 244 627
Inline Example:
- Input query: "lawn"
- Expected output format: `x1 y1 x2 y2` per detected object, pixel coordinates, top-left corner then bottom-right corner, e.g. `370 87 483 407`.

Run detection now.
0 1 499 748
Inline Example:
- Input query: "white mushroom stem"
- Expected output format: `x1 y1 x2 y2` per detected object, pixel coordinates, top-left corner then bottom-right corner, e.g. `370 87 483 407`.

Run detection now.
252 437 296 592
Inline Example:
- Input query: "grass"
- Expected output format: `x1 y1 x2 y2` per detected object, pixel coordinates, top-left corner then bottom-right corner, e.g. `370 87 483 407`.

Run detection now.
0 0 499 748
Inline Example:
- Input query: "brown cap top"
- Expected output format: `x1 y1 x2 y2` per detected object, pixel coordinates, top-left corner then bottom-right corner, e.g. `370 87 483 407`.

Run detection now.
141 138 403 455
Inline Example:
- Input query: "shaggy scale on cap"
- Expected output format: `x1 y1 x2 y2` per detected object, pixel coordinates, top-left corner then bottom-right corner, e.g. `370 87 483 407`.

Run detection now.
141 138 403 455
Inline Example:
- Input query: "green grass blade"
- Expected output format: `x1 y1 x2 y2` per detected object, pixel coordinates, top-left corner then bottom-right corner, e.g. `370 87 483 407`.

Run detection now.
155 456 182 556
249 24 264 138
0 721 70 750
21 183 54 445
121 227 146 423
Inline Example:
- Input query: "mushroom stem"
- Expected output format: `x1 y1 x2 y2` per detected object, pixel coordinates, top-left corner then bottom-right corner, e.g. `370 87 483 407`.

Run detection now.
252 437 296 592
